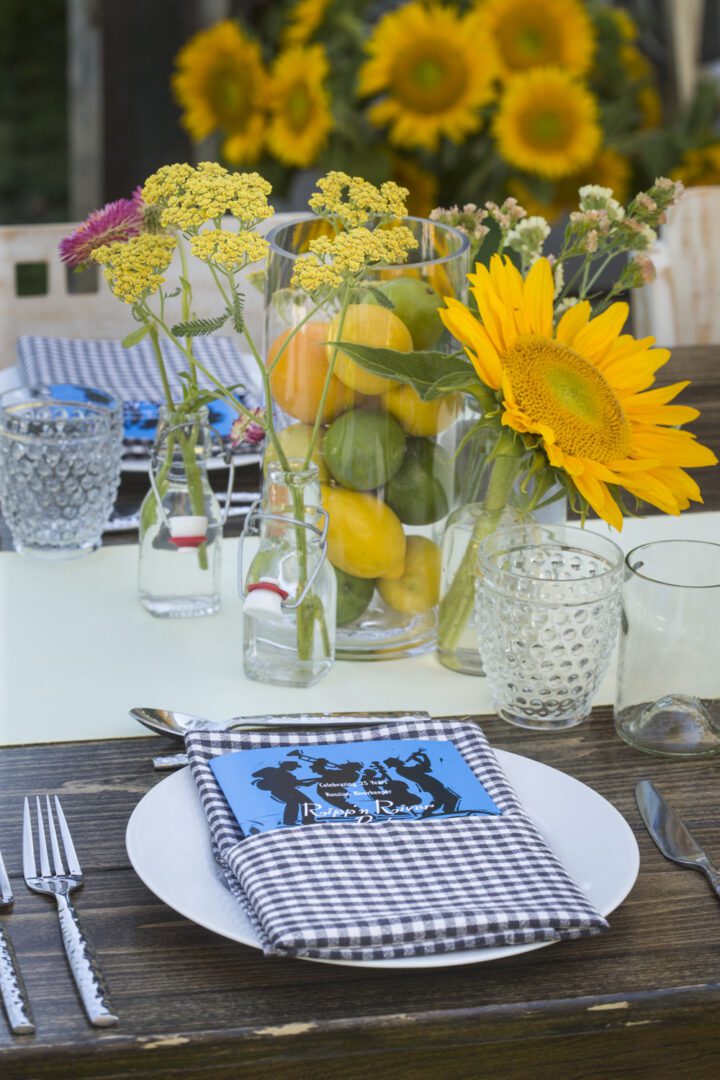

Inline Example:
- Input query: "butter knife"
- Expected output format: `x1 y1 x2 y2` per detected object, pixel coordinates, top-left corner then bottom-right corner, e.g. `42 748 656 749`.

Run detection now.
635 780 720 898
0 846 35 1035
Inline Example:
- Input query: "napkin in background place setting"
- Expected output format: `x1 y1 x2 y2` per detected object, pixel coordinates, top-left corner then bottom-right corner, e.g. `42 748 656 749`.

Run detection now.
16 335 265 446
186 718 608 962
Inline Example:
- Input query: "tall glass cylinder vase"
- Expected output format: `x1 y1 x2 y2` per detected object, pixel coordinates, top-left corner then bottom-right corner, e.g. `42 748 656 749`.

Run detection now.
264 216 470 659
138 406 224 618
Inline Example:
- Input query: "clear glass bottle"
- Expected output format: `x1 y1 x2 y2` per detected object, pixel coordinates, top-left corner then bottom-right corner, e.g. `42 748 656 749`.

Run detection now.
241 461 336 687
438 502 532 675
138 406 226 618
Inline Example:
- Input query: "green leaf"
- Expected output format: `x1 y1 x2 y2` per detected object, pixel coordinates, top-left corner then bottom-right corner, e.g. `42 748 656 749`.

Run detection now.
121 324 150 348
326 342 474 400
227 289 245 334
171 314 229 337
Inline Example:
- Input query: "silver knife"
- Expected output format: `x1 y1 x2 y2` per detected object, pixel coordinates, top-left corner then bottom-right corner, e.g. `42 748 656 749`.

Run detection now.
635 780 720 899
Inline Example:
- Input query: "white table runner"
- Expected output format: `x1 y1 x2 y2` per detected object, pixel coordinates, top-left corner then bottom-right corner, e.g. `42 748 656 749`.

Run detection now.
1 513 717 747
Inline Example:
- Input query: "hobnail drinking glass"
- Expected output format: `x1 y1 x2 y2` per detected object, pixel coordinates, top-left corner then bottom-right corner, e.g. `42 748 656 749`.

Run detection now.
0 385 123 559
476 524 624 731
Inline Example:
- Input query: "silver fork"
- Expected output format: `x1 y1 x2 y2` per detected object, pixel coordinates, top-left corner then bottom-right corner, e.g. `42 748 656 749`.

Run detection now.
0 844 34 1035
23 796 118 1027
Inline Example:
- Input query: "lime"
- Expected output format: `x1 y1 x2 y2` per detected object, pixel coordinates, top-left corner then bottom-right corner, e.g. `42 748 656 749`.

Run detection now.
324 409 406 491
384 437 450 525
334 567 375 626
376 276 444 350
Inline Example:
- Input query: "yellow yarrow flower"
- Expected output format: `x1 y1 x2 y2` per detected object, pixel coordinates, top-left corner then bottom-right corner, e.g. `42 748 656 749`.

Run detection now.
308 171 409 228
390 155 439 218
469 0 595 81
494 67 601 179
92 235 177 304
190 229 269 271
291 224 418 292
440 255 717 529
281 0 330 47
359 2 497 152
266 45 332 168
142 162 273 231
171 20 267 165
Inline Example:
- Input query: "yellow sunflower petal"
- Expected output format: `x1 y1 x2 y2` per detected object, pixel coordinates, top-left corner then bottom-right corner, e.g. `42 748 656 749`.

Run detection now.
522 257 554 337
573 469 624 529
631 429 718 467
572 302 629 364
440 300 503 388
556 300 591 344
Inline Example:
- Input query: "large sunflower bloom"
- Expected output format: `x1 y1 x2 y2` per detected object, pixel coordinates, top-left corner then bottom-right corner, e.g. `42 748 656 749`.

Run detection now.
494 67 601 179
359 2 497 152
172 21 267 165
266 45 332 168
440 256 717 530
470 0 595 80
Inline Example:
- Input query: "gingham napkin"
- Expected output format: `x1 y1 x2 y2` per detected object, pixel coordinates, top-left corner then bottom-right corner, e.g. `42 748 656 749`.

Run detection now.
186 718 608 961
16 335 263 409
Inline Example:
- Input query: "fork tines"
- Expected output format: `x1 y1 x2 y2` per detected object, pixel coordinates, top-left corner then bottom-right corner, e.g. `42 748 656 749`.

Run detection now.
23 796 81 880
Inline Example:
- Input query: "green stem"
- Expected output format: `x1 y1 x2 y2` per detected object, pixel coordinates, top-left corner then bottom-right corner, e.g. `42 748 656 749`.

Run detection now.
438 449 524 654
178 237 198 388
303 281 351 469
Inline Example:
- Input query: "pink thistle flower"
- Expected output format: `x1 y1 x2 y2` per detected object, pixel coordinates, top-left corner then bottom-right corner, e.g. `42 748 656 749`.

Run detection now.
59 188 145 269
230 408 266 447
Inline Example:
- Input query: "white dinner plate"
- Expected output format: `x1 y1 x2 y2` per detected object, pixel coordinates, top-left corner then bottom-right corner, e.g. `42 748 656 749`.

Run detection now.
126 750 639 969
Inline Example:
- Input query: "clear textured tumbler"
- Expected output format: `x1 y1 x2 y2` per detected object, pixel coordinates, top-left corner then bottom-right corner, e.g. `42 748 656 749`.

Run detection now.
0 385 123 558
476 524 624 731
614 540 720 757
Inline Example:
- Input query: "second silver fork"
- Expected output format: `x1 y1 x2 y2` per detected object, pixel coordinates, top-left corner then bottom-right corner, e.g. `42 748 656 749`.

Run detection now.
23 796 118 1027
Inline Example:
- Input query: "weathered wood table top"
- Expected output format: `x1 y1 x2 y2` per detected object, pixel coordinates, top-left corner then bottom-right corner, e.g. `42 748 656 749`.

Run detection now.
0 344 718 1079
1 712 719 1080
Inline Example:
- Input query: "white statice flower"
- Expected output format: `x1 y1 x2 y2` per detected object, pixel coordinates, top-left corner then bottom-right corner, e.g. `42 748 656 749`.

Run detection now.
551 258 564 297
506 215 550 264
578 184 625 223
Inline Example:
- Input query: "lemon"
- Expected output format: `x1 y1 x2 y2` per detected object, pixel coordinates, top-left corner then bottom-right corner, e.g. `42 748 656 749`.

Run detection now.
383 384 461 437
329 304 411 396
263 423 329 482
321 484 406 580
377 535 441 615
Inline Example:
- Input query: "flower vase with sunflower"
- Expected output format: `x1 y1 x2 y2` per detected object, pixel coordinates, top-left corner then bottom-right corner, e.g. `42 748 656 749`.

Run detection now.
335 177 718 672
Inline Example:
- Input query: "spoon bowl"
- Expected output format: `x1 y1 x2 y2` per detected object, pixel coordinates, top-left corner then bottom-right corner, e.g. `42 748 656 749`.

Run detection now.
130 708 230 739
130 707 429 740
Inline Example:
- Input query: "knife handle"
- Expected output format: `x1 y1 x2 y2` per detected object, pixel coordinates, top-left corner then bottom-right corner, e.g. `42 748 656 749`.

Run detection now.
0 924 35 1035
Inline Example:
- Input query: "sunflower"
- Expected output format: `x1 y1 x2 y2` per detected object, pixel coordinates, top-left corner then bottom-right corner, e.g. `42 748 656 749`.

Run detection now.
358 2 497 152
440 255 717 529
671 143 720 187
470 0 595 81
172 20 267 164
509 148 631 222
266 45 332 168
281 0 331 47
494 67 601 179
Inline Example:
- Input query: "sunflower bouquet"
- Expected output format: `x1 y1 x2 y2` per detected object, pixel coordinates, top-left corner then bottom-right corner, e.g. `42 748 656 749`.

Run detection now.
171 0 720 219
333 176 718 655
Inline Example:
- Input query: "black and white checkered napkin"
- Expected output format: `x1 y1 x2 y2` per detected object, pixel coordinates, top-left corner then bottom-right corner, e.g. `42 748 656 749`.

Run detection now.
16 335 263 407
186 718 608 961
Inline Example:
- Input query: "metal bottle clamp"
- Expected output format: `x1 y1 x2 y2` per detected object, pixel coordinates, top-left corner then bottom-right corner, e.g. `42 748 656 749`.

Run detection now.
148 421 236 530
238 499 330 610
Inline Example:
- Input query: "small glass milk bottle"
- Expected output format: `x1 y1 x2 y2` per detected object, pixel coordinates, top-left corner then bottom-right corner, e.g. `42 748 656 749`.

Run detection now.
138 407 233 618
240 461 336 687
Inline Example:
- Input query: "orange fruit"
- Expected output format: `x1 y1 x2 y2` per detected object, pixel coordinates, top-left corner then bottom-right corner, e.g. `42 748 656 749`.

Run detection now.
267 322 354 424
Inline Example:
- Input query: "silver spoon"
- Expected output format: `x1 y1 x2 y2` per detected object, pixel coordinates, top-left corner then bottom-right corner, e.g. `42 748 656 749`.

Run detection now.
131 706 429 741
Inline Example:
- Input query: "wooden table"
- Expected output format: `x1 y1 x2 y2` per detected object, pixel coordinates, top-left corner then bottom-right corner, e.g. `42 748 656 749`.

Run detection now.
1 712 719 1080
0 345 718 1078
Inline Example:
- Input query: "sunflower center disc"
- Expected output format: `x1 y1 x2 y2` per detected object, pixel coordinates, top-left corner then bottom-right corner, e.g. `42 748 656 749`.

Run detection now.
504 336 631 461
